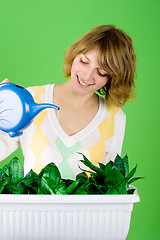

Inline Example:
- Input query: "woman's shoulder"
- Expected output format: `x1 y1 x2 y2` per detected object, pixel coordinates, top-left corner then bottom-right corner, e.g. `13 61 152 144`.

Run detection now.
100 96 126 120
26 84 55 100
26 84 54 94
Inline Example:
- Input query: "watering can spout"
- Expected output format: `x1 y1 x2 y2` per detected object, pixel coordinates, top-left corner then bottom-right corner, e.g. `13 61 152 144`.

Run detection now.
30 103 60 119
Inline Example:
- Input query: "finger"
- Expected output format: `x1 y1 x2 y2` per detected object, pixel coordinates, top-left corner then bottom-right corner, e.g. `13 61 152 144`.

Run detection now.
1 78 9 83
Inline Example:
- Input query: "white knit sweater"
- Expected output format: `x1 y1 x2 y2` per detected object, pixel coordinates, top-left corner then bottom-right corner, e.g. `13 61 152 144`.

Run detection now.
0 84 126 179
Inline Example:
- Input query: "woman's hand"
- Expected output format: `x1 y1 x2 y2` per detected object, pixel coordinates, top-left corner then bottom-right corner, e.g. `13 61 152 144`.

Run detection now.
1 78 9 84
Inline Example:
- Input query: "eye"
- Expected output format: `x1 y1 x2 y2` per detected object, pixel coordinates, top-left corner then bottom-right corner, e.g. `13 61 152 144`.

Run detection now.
97 71 107 77
80 58 88 64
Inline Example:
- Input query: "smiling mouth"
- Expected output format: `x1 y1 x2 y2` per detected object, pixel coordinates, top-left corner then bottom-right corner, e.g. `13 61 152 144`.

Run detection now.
77 75 92 87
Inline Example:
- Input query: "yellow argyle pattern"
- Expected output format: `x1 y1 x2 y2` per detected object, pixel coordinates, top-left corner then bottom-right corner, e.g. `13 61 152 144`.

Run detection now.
88 102 120 166
31 86 49 173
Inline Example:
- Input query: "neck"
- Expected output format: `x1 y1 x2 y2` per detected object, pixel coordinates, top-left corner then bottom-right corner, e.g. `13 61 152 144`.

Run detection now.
55 80 98 110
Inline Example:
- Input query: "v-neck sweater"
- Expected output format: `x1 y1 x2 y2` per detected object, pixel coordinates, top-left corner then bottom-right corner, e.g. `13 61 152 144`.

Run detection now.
0 84 126 179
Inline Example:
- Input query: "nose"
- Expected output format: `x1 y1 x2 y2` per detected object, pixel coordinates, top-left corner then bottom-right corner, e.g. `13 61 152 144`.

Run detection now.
84 68 95 83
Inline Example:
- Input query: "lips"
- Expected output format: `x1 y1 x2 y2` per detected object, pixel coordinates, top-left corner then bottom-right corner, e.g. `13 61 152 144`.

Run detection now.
77 75 92 87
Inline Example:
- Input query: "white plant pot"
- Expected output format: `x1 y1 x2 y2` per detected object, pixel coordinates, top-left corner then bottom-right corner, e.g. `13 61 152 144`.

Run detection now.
0 187 140 240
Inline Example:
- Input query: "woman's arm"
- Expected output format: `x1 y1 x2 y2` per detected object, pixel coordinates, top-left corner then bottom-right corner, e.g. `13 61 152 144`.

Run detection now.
0 131 20 161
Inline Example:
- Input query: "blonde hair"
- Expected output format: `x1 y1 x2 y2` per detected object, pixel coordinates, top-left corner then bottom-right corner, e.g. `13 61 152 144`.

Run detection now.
63 25 136 107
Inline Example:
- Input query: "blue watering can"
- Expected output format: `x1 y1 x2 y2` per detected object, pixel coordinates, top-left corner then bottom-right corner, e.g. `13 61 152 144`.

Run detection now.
0 83 60 137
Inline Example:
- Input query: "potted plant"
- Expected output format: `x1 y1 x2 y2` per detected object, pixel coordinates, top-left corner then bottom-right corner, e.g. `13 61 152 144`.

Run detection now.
0 154 143 240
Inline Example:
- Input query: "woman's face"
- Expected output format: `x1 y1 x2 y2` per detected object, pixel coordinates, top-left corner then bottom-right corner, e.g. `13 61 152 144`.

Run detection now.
70 49 109 96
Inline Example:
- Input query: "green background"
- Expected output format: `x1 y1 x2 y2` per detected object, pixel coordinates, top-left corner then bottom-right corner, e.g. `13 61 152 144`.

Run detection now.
0 0 160 239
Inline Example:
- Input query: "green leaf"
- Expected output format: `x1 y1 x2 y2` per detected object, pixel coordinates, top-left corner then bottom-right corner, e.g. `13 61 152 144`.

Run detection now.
0 176 10 193
104 161 114 176
0 163 9 182
104 166 125 187
20 170 40 193
6 182 25 194
114 154 125 176
76 172 88 181
87 183 102 194
106 187 119 194
22 170 40 186
87 178 105 194
37 188 45 194
126 164 137 180
97 185 108 194
98 163 105 171
9 157 24 185
66 179 81 194
91 172 104 185
128 177 145 184
116 181 127 194
62 179 75 188
74 182 89 194
55 181 66 194
39 163 61 189
40 177 55 194
78 153 103 175
23 169 35 182
122 155 129 177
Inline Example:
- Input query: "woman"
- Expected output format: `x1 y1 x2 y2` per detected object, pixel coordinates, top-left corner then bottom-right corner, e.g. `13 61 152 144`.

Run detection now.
0 25 136 179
